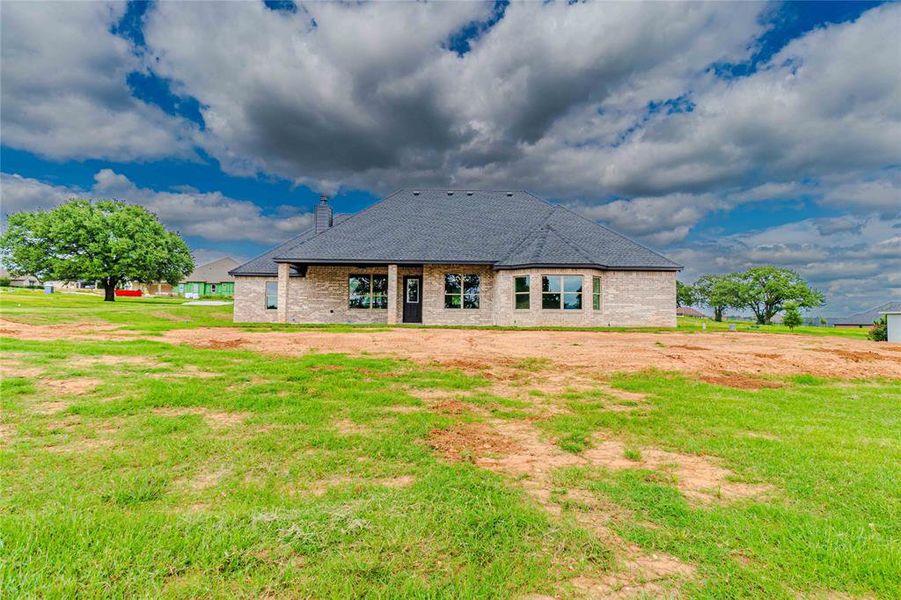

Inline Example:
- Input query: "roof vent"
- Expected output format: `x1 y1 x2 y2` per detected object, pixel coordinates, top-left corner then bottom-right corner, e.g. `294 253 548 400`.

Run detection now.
506 192 513 197
466 191 473 196
447 191 454 196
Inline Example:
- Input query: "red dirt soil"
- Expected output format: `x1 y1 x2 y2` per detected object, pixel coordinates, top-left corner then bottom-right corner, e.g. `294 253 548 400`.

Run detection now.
156 327 901 380
3 319 899 379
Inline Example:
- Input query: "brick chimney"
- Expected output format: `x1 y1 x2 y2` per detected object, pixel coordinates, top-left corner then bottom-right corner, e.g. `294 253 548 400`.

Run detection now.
315 194 333 234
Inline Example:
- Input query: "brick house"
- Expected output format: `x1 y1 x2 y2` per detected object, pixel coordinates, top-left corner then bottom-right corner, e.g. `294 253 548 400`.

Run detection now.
230 190 680 327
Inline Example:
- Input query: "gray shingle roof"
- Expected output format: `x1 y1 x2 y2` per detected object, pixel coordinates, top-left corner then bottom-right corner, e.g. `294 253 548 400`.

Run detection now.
230 214 355 276
184 257 240 283
229 229 319 276
273 190 679 270
828 301 901 326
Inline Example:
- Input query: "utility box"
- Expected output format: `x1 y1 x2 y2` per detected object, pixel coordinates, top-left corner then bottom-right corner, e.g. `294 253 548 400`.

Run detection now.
44 284 54 294
885 311 901 343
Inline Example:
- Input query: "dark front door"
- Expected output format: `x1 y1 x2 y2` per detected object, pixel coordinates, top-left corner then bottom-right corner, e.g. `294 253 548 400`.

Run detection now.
403 276 422 323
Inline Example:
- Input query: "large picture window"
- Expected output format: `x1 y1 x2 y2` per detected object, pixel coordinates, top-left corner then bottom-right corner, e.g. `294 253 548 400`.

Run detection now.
514 275 530 309
593 276 602 310
265 282 278 310
445 274 480 309
542 275 582 310
349 274 389 309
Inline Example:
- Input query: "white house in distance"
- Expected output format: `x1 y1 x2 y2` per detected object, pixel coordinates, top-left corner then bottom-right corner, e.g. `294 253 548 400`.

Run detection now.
229 190 680 327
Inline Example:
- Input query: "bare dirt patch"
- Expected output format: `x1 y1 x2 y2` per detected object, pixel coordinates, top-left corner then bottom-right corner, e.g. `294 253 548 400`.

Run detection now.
37 377 101 399
2 365 45 378
33 400 72 415
0 423 15 446
334 418 370 435
181 467 229 492
666 344 710 351
428 417 772 595
195 339 247 350
0 318 135 341
0 355 46 378
160 327 901 380
432 399 472 414
151 407 249 429
67 355 163 369
572 553 695 598
582 438 772 504
428 422 523 462
46 437 113 453
382 404 423 414
812 348 885 362
441 419 697 595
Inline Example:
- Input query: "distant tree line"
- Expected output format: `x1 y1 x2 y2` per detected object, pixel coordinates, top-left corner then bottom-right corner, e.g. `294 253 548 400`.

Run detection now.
677 266 824 326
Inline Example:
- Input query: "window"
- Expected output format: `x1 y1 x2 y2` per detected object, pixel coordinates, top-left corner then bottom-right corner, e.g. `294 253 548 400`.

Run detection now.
593 276 602 310
211 284 217 294
542 275 582 310
349 274 389 309
514 275 530 309
406 278 419 303
265 282 278 309
444 274 480 309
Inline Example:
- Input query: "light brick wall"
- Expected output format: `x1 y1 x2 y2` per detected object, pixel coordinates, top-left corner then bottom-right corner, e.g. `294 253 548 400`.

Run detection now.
235 266 676 327
421 264 496 325
492 268 604 327
234 276 280 323
491 268 675 327
600 270 676 327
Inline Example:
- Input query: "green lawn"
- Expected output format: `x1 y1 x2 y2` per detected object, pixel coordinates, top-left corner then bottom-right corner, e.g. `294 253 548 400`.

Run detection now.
1 288 897 598
0 288 871 339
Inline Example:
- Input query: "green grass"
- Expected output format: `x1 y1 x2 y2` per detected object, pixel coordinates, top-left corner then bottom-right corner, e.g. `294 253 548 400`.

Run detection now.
1 337 609 598
540 373 901 598
676 315 871 339
1 290 897 597
0 288 871 339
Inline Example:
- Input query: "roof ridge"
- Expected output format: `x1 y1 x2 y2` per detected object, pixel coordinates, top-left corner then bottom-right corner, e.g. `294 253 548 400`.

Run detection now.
524 192 681 269
497 203 556 264
273 190 406 261
543 223 598 265
230 228 314 275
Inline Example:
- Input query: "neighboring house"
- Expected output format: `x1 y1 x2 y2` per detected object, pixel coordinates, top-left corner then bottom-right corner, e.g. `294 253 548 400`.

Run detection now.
230 191 680 327
828 301 901 328
179 257 240 297
676 306 709 319
0 269 40 287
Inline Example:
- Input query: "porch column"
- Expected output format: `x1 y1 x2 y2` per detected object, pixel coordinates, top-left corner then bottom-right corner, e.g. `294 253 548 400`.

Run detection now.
277 262 290 324
387 264 398 325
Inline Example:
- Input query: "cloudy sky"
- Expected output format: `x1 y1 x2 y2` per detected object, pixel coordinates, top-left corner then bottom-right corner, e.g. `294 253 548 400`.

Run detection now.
1 0 899 315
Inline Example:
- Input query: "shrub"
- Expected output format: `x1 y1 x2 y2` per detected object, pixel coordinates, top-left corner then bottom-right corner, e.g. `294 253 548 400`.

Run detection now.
782 302 802 330
0 276 10 287
868 316 887 342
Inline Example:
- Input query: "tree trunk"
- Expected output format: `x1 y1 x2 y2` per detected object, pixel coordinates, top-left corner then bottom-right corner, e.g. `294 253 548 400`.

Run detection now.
103 278 117 302
714 307 723 322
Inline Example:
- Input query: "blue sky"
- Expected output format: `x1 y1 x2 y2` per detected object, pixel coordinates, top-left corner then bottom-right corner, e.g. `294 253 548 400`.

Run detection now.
1 1 898 315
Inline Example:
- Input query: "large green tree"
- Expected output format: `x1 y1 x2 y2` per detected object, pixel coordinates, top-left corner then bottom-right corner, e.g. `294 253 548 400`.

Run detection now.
676 281 697 308
693 273 739 322
1 199 194 301
732 266 824 325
